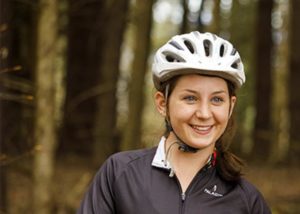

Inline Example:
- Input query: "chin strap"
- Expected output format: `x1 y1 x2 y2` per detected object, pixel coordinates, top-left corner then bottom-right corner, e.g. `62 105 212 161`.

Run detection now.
177 142 198 153
165 119 198 153
164 84 199 153
173 131 199 153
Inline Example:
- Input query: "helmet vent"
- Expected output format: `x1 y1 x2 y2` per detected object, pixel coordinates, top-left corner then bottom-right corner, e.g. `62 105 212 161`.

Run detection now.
231 48 237 55
166 55 176 62
184 40 195 54
220 44 225 57
203 39 212 56
164 53 184 63
231 61 239 69
169 41 184 50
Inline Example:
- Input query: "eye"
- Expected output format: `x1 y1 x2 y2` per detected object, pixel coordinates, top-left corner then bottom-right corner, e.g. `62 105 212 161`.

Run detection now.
183 95 197 103
211 97 224 104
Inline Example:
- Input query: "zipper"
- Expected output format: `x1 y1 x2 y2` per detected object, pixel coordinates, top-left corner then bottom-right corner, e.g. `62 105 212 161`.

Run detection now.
173 175 188 214
180 191 186 214
171 174 186 213
181 192 186 201
176 167 211 213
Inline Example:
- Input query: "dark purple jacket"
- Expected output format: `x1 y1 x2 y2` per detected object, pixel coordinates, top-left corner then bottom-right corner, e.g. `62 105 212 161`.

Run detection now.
77 147 271 214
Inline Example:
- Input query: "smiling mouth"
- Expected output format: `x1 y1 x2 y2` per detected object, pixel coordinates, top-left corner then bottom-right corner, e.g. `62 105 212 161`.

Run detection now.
191 125 213 134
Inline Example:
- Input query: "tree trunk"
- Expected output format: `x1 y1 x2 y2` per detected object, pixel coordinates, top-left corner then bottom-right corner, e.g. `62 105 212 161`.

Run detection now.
230 0 256 157
180 0 189 34
54 0 68 132
288 0 300 163
252 0 273 161
93 0 130 164
61 0 105 154
1 0 37 156
0 0 10 211
33 0 58 213
121 0 154 151
269 1 290 163
1 0 37 211
196 0 205 32
204 0 220 34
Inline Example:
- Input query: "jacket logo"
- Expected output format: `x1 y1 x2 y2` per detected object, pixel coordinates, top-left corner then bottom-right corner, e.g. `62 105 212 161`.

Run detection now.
204 185 223 197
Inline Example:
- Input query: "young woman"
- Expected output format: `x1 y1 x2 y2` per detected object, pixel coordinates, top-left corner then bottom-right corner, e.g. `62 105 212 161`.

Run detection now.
77 31 271 214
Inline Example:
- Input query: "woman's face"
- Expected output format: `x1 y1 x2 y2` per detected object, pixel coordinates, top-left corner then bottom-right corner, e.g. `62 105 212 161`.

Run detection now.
156 74 236 150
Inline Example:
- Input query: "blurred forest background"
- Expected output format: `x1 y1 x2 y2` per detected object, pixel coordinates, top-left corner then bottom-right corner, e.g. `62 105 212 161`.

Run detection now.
0 0 300 213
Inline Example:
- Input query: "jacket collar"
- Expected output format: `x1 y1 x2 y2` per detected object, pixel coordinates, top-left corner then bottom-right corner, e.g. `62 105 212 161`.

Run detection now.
151 136 217 170
151 136 171 169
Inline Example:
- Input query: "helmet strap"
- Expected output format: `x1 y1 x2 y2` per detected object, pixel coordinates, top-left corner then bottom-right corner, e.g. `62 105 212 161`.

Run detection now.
164 83 198 153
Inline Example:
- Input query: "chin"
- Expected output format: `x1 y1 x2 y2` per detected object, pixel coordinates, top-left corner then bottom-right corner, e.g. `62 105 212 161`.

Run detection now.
187 140 215 150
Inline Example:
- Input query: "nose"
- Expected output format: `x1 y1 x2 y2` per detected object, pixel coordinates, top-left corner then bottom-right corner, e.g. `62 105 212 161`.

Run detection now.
195 102 212 119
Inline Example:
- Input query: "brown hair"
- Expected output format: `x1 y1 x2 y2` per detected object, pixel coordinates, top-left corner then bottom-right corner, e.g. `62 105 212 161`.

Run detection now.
160 75 244 182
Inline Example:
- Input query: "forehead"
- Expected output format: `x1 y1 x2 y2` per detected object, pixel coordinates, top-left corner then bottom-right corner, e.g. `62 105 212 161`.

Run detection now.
173 74 228 92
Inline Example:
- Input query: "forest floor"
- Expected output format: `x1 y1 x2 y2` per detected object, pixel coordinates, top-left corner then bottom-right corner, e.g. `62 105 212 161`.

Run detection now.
5 154 300 214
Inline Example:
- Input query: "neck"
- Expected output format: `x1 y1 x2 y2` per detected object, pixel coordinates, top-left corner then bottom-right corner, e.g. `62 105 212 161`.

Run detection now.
165 133 215 192
170 143 213 171
165 132 214 166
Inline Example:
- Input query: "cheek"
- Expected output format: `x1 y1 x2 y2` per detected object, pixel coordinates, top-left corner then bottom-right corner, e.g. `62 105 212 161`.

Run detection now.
214 108 231 126
168 102 195 122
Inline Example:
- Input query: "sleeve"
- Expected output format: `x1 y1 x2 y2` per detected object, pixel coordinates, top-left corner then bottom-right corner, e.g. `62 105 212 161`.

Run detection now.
249 191 271 214
242 180 272 214
77 157 116 214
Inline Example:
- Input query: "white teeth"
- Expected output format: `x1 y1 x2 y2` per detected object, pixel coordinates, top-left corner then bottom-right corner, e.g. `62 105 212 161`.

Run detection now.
192 125 211 131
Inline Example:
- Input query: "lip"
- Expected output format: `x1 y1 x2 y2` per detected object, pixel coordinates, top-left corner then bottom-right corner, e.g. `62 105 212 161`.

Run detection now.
191 125 213 135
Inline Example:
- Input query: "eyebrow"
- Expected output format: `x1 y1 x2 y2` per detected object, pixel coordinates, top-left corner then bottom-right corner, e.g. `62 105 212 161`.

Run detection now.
183 89 227 95
211 90 227 95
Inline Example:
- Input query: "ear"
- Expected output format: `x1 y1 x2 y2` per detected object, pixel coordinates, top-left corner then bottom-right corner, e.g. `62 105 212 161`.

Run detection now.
154 91 167 117
229 96 237 117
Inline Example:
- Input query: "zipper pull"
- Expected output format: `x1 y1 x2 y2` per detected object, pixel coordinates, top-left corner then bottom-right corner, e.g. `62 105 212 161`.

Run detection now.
169 168 175 177
181 192 186 201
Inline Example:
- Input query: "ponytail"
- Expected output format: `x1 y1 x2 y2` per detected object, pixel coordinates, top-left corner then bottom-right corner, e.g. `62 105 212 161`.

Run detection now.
215 143 244 182
215 108 244 182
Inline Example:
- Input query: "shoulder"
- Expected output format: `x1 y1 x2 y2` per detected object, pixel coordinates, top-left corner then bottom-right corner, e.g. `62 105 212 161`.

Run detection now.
237 178 271 214
98 147 157 177
109 147 157 165
238 178 262 196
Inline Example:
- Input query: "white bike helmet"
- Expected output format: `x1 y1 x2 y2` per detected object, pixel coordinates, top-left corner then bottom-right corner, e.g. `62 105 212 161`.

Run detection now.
152 31 245 90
